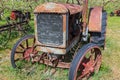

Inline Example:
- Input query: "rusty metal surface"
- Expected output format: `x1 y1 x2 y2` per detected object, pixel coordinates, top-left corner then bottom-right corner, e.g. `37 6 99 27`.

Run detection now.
63 3 83 14
39 59 70 69
0 21 28 33
34 2 82 15
35 35 79 55
88 7 102 32
36 46 66 54
82 0 88 32
32 53 71 69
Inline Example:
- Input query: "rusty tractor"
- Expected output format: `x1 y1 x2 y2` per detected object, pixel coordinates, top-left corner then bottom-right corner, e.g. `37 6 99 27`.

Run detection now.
10 0 107 80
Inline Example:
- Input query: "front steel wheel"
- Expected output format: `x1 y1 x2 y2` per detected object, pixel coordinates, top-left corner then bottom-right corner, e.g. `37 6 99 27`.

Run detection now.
69 43 102 80
11 35 38 69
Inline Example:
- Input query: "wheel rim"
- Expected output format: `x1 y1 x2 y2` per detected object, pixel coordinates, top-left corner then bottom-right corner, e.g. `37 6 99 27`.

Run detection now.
75 47 102 80
13 36 38 69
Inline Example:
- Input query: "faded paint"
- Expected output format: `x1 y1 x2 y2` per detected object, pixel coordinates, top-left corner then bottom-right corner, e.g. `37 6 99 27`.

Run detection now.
88 7 102 32
34 2 82 15
35 14 66 49
39 59 70 68
36 46 66 54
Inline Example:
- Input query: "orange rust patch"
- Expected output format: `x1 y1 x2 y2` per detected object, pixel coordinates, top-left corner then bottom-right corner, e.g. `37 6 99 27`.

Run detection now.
34 2 82 14
88 7 102 32
63 14 66 32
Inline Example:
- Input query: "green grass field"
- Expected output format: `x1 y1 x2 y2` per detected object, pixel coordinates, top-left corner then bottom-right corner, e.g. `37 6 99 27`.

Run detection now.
0 1 120 80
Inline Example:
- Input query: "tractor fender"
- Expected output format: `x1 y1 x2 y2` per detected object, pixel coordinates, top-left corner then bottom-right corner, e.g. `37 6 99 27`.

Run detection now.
88 7 103 32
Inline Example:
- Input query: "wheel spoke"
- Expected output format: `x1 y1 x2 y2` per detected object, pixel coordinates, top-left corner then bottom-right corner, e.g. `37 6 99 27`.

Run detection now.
23 55 30 59
26 39 29 49
95 49 100 59
31 38 36 53
33 38 35 46
78 70 90 79
91 49 95 54
19 44 25 50
89 53 94 61
93 55 101 67
15 51 24 54
33 50 38 54
82 63 86 67
15 58 24 62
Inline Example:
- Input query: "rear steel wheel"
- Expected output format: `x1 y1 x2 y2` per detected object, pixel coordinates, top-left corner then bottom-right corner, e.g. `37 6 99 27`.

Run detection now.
69 43 102 80
90 11 107 49
11 35 38 69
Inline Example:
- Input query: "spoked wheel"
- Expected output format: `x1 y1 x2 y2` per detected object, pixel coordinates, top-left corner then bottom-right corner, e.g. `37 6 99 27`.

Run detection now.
11 35 38 69
69 43 102 80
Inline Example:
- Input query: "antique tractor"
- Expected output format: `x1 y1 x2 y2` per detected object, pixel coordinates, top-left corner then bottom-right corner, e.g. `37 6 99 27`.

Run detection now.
10 0 107 80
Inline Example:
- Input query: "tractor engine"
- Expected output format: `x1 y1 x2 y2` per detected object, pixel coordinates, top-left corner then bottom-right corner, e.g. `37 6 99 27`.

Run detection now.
34 2 83 54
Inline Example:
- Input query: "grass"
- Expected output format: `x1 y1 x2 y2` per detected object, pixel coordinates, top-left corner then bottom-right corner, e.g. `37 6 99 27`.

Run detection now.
91 16 120 80
0 1 120 80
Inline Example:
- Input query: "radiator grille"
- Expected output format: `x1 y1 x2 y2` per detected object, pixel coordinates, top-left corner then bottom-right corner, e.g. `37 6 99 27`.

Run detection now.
36 13 63 46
